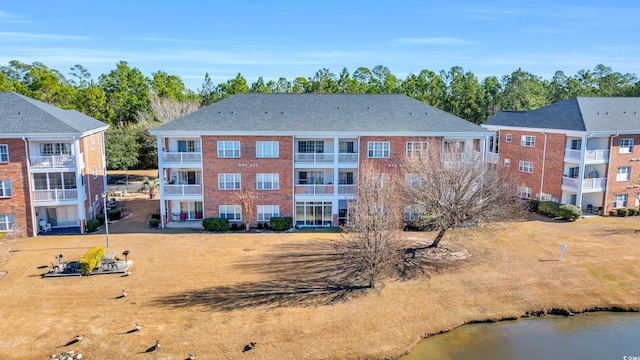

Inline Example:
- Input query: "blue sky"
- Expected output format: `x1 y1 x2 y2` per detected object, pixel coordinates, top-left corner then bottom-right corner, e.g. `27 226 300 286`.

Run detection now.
1 0 639 91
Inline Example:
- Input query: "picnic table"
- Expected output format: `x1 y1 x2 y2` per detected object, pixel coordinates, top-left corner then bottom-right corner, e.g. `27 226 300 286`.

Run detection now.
101 251 119 270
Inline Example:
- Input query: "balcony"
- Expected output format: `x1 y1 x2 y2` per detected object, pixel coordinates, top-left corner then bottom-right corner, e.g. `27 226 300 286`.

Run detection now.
562 177 607 191
30 155 76 168
33 189 78 202
295 153 335 164
338 153 358 163
338 184 356 195
163 184 203 196
295 184 334 195
486 152 499 164
162 152 202 164
564 149 609 163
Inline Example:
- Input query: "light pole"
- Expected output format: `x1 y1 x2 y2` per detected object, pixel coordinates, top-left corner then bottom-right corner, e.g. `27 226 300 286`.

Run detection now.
103 193 110 248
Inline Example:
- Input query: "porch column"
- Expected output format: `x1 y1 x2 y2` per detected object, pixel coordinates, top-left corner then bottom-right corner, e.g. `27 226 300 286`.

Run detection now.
576 134 588 209
74 137 86 234
332 137 340 225
157 136 166 229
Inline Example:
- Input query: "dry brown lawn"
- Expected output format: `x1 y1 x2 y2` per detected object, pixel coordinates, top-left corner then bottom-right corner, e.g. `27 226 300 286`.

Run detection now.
0 198 639 359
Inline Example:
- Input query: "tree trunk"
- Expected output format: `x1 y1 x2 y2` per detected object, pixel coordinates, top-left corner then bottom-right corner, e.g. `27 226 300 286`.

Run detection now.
429 228 448 248
125 166 129 194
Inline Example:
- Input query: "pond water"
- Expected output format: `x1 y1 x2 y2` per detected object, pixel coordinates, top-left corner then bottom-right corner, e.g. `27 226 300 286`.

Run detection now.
401 312 640 360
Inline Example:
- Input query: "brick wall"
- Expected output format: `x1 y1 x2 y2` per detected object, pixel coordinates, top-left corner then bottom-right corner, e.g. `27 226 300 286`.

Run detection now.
80 132 106 220
359 135 444 174
606 134 640 212
201 135 293 226
498 129 565 201
0 138 33 237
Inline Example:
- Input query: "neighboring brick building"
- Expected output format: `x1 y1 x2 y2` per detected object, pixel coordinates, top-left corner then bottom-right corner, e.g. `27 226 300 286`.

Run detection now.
0 91 108 238
150 93 491 228
482 97 640 214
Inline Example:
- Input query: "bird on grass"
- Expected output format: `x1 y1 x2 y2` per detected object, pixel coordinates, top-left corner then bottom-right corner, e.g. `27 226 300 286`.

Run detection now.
187 354 195 360
121 289 128 297
154 340 160 350
134 322 143 331
74 335 83 342
243 342 257 352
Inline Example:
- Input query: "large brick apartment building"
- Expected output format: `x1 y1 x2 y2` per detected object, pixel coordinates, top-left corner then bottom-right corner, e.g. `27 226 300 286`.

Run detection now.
0 91 108 238
482 97 640 214
150 93 491 228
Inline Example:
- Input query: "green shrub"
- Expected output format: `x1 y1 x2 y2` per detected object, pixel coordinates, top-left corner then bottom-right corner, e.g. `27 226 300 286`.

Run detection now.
86 219 100 232
617 208 628 217
559 204 582 221
107 209 122 221
257 223 263 230
609 210 616 216
79 247 106 275
538 201 560 217
270 217 293 231
527 200 540 212
628 209 636 216
149 218 160 228
635 209 640 216
96 214 105 225
202 218 229 231
151 213 161 220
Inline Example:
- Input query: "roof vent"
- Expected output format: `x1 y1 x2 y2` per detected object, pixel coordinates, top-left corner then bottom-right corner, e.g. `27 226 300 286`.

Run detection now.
231 110 234 113
367 106 371 110
218 110 222 114
281 111 285 114
337 106 341 109
410 112 414 115
597 112 600 115
605 111 609 115
425 112 429 115
265 111 269 114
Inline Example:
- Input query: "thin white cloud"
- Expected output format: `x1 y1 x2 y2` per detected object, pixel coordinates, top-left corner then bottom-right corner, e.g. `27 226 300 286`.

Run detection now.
0 10 29 23
0 32 90 41
396 37 472 45
130 37 206 44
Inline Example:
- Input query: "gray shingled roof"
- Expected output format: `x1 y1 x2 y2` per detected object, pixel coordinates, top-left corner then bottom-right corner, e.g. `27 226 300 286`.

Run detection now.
0 91 108 136
484 97 640 132
151 93 487 134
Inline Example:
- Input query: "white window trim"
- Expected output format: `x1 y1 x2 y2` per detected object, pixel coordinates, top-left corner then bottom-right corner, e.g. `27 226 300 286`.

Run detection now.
505 134 512 143
0 213 15 231
617 167 631 182
517 186 532 199
257 205 280 221
219 205 241 221
613 194 628 209
0 144 8 163
0 180 11 197
620 138 634 154
217 141 241 158
93 166 98 179
91 136 96 150
521 135 535 147
406 141 428 158
256 173 279 190
218 173 241 190
256 141 279 158
368 141 390 158
504 158 511 167
519 161 533 173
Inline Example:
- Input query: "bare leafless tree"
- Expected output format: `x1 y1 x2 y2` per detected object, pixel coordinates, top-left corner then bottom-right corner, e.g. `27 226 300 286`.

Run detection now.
236 190 258 232
136 94 200 124
404 147 526 248
334 161 406 290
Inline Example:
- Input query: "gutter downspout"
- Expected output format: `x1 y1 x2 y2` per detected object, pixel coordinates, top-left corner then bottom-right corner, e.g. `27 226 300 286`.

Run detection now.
604 133 619 213
23 137 37 237
540 132 547 200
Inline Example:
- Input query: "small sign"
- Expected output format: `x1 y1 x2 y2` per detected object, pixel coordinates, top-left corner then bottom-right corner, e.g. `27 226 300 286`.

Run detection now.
559 243 567 260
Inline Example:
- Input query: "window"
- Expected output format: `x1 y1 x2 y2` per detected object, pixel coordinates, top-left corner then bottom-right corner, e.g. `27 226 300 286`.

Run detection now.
521 135 535 147
217 141 240 158
368 141 390 158
405 173 421 189
570 139 581 150
636 193 640 207
620 138 634 154
473 139 481 152
219 205 241 221
568 167 579 179
0 180 11 197
32 172 76 190
0 144 8 162
218 173 241 190
444 140 465 153
63 173 77 189
517 186 532 199
257 205 280 221
504 158 510 167
40 143 71 156
365 173 388 189
505 134 512 143
519 161 533 173
298 140 324 153
406 141 428 158
0 214 15 231
93 166 98 179
617 167 631 181
614 194 628 209
91 136 96 150
339 140 356 153
339 172 354 185
256 141 279 158
403 205 422 221
256 173 279 190
178 140 200 152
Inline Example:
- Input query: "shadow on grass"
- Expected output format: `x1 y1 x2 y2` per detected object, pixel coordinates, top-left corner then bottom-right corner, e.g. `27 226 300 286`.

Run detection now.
152 241 452 312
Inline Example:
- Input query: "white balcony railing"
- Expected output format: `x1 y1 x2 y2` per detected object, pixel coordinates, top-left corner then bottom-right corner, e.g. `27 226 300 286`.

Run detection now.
338 153 358 163
486 152 499 164
30 155 76 168
338 185 356 195
33 189 78 201
162 152 202 164
295 153 335 163
562 177 607 190
564 149 609 162
163 184 203 196
295 184 334 195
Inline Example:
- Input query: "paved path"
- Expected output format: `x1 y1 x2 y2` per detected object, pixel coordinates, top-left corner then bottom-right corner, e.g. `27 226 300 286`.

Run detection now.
107 198 160 234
